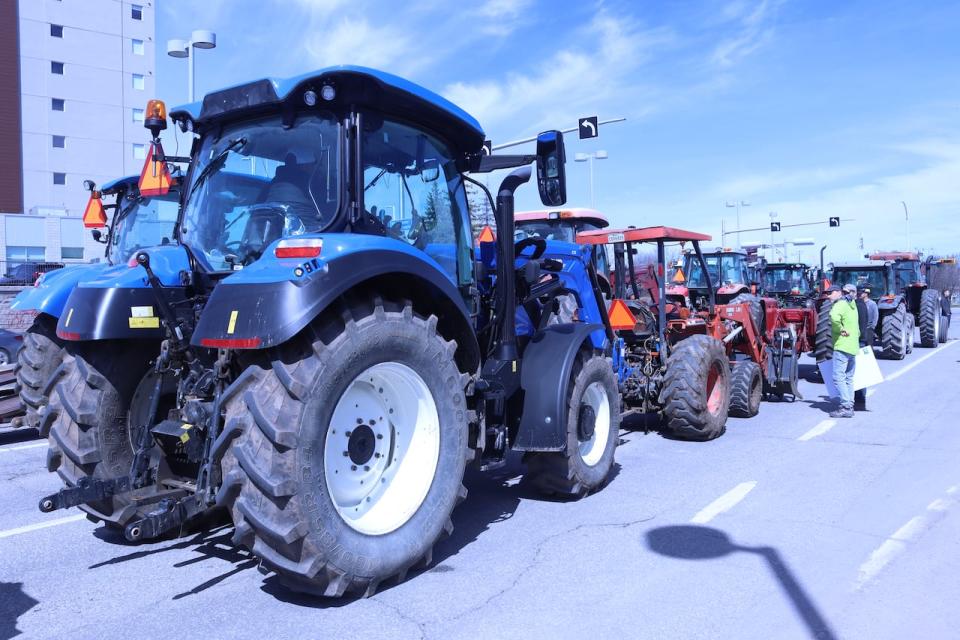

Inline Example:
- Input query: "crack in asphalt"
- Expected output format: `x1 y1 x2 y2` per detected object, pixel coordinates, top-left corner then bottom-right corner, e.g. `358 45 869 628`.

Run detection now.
371 595 429 639
419 514 659 639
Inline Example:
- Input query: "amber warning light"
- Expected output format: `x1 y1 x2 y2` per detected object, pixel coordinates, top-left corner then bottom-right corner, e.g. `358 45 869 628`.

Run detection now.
144 99 167 133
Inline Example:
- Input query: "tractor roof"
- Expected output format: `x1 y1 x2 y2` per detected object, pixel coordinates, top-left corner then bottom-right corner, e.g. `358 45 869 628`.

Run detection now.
577 226 711 246
868 251 919 261
99 175 138 193
832 260 889 269
169 66 485 155
516 208 609 227
765 262 809 269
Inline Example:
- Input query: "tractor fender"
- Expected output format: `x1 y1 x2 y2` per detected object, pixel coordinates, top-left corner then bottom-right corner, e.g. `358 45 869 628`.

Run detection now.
53 245 192 341
513 322 603 452
9 263 106 318
877 295 903 312
190 237 479 370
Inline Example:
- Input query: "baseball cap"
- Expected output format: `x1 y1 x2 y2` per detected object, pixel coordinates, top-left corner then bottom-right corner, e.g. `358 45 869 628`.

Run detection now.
826 284 841 292
842 283 857 294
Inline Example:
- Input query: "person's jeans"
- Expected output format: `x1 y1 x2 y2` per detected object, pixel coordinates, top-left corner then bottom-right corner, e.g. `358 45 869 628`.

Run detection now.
833 350 856 410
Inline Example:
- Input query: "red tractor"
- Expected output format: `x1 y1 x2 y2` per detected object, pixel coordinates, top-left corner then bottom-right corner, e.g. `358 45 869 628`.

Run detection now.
578 226 801 441
667 247 765 332
758 262 819 357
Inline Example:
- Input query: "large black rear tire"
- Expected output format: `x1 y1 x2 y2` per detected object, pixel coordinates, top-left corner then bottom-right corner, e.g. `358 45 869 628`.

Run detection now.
730 293 764 334
918 288 941 348
880 304 908 360
939 315 949 343
905 314 915 354
814 300 833 363
218 298 470 597
14 315 65 429
728 360 762 418
660 335 730 441
525 352 620 497
43 341 157 526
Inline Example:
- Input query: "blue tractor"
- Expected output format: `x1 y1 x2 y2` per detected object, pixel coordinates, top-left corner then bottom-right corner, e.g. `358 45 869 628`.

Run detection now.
10 176 181 430
37 67 620 597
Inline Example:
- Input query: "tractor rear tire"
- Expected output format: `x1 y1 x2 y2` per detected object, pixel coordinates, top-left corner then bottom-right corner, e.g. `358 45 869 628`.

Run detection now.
728 361 762 418
43 341 157 526
660 335 730 441
905 314 915 354
939 314 949 343
218 298 470 598
730 293 764 334
918 288 941 348
880 304 908 360
526 352 620 497
14 314 65 429
814 300 833 363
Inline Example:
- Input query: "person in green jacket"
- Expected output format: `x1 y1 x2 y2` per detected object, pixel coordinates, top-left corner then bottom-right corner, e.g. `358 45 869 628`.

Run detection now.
828 283 860 418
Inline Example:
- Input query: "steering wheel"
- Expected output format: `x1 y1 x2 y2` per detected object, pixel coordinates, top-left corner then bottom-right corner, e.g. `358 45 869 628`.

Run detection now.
514 237 546 260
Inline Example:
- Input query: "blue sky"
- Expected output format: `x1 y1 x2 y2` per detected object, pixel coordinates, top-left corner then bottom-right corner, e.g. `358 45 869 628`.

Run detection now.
156 0 960 263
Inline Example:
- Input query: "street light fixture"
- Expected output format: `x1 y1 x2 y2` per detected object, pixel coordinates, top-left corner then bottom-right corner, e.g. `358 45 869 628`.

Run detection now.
725 200 750 248
166 30 217 102
574 150 608 208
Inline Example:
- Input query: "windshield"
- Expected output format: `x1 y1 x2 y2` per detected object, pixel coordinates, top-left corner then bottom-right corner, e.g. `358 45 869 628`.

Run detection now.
180 114 340 271
762 267 809 294
107 190 180 264
685 254 749 289
895 262 920 288
831 268 888 293
514 220 603 243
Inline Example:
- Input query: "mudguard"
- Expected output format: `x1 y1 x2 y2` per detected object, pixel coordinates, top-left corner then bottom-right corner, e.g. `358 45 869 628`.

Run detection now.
513 322 602 452
55 245 192 341
191 234 476 355
9 263 107 318
876 294 904 312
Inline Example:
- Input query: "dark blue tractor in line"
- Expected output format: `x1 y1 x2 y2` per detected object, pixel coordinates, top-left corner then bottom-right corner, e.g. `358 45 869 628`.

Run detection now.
37 67 620 597
10 176 181 430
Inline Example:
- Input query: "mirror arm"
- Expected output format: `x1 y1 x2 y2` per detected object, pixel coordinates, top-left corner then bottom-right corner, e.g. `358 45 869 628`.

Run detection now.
470 154 537 173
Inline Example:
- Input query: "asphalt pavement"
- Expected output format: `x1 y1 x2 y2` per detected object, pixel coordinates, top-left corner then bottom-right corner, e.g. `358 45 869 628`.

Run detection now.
1 323 958 640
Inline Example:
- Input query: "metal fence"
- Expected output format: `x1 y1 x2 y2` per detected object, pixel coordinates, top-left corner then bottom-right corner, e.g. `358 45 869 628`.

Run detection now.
0 261 68 287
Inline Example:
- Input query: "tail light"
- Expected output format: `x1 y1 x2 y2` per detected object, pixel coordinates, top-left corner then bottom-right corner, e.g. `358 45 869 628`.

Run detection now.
275 238 323 259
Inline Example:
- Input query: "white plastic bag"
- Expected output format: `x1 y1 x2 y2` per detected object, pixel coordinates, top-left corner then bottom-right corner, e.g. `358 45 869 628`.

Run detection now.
853 346 883 391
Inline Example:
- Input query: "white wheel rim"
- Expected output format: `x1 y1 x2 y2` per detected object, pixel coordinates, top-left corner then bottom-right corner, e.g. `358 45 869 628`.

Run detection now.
323 362 440 536
0 352 7 365
578 381 611 467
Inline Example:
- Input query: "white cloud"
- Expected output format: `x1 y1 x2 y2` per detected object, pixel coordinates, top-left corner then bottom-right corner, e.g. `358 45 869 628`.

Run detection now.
713 164 879 198
710 0 779 67
303 17 414 71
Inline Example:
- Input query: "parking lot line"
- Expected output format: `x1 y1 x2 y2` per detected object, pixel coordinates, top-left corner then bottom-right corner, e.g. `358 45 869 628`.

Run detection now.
798 419 837 442
690 481 757 524
0 513 87 540
886 340 957 382
0 441 47 453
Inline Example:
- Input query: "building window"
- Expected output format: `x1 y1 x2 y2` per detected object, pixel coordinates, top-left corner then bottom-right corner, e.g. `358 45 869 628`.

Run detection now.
132 39 144 55
51 98 65 111
132 108 144 123
50 24 63 37
53 172 66 185
6 246 47 269
61 247 84 260
132 73 145 90
131 4 143 20
52 135 65 148
51 61 64 74
133 143 146 160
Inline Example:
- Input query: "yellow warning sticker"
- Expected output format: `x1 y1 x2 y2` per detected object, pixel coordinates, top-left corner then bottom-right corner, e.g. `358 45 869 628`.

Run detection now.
64 307 74 327
179 424 193 443
130 306 154 318
129 317 160 329
227 310 239 334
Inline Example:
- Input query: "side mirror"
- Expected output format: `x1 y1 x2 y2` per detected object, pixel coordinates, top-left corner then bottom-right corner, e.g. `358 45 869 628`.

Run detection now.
419 158 440 183
536 130 566 207
91 229 106 243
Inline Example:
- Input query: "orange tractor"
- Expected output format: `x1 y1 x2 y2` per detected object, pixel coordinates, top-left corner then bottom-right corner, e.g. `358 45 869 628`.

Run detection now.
578 226 801 440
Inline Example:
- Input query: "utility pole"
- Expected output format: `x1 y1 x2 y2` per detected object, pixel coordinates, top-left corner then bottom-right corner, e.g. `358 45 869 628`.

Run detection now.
901 201 910 252
725 200 750 248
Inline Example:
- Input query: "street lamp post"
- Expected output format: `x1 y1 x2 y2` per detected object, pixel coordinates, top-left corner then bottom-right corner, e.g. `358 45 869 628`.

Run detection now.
574 150 608 208
769 211 778 260
901 201 910 252
167 30 217 102
725 200 750 248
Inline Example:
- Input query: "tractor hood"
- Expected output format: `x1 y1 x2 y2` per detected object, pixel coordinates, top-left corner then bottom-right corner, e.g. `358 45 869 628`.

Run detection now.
9 263 108 317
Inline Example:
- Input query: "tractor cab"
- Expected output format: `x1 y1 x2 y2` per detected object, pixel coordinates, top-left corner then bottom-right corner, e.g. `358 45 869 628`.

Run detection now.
671 247 754 307
760 262 814 304
829 261 893 299
92 176 182 265
515 208 611 293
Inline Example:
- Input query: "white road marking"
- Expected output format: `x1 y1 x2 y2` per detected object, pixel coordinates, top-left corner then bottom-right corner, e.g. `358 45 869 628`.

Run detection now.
0 441 47 453
866 388 876 398
886 340 957 382
854 487 957 590
798 419 837 442
690 481 757 524
0 514 87 540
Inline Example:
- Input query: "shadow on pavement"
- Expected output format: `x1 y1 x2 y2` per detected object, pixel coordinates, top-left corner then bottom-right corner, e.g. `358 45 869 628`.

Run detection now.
0 581 39 640
645 525 837 640
798 363 823 384
803 395 836 415
0 427 39 447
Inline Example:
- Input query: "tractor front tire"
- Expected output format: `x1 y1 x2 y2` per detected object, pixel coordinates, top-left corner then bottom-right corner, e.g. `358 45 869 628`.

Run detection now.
218 299 470 598
880 304 908 360
43 342 156 526
525 352 620 497
939 314 949 343
918 289 941 348
14 315 65 429
728 360 762 418
814 300 833 363
905 314 915 354
660 335 730 441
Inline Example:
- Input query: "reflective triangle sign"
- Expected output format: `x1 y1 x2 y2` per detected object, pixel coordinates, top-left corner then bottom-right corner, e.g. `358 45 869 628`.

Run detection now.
81 192 107 228
608 299 637 331
672 267 685 283
138 142 172 197
477 225 496 243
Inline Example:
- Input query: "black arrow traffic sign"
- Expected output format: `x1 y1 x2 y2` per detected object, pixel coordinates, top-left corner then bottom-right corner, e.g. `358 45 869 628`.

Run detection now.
829 216 840 227
579 116 599 140
770 222 781 232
